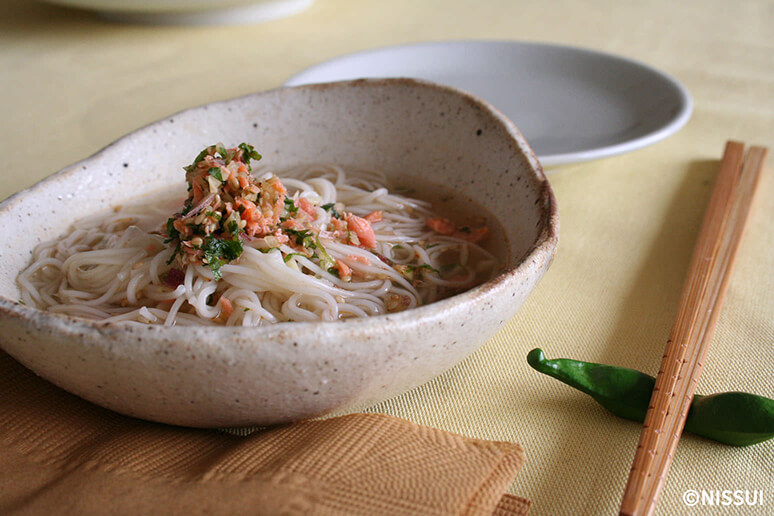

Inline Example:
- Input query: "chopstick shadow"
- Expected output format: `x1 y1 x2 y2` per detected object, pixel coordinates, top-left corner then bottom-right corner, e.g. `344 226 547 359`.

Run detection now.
522 158 721 510
598 159 720 373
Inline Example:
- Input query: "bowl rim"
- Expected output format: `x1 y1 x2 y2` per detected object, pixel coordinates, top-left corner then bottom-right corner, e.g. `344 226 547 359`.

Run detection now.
0 77 559 339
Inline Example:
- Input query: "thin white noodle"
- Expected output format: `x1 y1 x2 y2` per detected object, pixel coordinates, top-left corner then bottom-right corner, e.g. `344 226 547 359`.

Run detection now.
18 164 501 326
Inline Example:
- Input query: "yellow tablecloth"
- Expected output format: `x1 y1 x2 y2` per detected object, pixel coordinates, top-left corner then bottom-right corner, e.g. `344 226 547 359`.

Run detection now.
1 0 772 514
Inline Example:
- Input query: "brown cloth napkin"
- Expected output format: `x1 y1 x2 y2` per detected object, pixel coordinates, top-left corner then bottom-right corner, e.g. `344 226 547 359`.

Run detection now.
0 352 529 515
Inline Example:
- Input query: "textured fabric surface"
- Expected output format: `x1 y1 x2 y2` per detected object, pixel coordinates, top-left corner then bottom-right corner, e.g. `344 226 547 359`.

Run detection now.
0 353 529 516
0 0 772 514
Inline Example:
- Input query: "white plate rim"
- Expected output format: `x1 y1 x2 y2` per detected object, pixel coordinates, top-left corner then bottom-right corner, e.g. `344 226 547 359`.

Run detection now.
284 40 693 167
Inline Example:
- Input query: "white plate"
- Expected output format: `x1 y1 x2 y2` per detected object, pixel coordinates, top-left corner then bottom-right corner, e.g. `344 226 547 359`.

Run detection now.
285 41 692 167
40 0 314 25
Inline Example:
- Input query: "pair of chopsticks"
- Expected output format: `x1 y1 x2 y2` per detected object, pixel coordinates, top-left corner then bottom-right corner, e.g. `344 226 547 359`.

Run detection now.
619 141 769 516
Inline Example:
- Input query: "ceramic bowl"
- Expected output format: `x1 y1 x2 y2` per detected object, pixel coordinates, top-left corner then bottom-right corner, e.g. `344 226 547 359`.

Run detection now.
0 79 558 427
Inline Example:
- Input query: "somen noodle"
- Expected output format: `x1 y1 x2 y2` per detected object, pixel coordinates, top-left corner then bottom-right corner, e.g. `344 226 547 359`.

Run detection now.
18 144 500 326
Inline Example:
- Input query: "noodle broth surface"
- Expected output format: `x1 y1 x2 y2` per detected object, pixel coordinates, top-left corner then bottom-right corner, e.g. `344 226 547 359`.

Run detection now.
18 163 504 327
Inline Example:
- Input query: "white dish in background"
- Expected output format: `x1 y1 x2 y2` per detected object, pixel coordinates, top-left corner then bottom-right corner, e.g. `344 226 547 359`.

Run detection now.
40 0 314 25
285 41 693 167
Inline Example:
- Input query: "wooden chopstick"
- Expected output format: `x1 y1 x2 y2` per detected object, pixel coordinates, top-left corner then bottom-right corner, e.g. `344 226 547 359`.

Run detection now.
619 141 768 516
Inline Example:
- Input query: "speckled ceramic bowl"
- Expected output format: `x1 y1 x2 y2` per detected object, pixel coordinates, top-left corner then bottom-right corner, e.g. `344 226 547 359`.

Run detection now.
0 79 558 427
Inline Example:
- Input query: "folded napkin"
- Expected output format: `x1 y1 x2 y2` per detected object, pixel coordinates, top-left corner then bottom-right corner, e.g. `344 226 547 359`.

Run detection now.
0 352 529 515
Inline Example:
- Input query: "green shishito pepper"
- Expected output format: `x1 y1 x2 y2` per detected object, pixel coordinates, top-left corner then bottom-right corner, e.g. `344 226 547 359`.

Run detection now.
527 348 774 447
